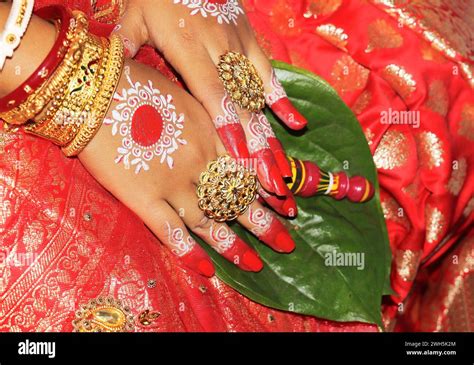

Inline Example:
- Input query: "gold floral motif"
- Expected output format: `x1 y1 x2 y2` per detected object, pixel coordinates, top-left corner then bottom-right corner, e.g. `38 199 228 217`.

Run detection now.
447 158 467 196
464 197 474 218
372 0 474 87
381 196 410 229
425 204 446 244
415 131 445 169
421 40 447 63
373 130 409 170
73 296 135 332
425 80 449 117
330 55 370 95
22 221 44 252
138 309 161 326
459 103 474 141
352 90 372 115
395 249 421 282
91 0 125 24
366 19 403 53
402 181 420 199
381 64 417 100
304 0 342 18
364 127 375 146
316 24 348 51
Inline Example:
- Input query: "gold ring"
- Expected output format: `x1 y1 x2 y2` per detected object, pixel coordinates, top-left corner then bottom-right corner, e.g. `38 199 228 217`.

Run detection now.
197 155 258 222
217 51 265 112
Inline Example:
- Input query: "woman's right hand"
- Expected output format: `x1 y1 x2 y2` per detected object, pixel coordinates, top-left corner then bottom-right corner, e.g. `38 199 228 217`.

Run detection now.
79 59 296 277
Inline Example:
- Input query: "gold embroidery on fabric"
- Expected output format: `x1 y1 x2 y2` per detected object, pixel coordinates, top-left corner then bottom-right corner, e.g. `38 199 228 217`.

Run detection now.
331 55 370 94
366 19 403 53
415 131 445 169
73 296 135 332
464 197 474 218
402 182 419 199
316 24 348 51
364 127 375 146
381 196 410 229
382 64 416 100
438 236 474 331
459 103 474 141
371 0 474 88
373 130 409 170
425 80 448 117
447 157 467 196
304 0 342 18
91 0 125 24
395 249 421 282
352 90 372 115
425 204 446 244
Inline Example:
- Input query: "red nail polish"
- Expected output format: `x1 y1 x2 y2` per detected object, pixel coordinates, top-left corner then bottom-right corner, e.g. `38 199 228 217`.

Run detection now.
272 98 307 130
242 250 264 272
271 165 287 196
267 137 292 178
282 196 297 218
197 260 215 277
275 231 296 253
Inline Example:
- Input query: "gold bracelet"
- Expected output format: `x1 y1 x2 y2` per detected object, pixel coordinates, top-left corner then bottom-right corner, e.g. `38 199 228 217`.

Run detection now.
62 34 124 156
0 11 89 125
26 32 106 146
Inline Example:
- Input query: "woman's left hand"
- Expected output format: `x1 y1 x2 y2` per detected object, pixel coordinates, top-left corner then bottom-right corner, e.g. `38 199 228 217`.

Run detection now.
113 0 307 217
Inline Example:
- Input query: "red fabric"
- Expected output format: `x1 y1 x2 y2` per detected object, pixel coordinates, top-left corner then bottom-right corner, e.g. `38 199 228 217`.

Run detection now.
0 0 472 331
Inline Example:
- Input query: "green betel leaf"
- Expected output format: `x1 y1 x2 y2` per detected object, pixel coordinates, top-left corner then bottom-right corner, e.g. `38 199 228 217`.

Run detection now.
199 61 392 326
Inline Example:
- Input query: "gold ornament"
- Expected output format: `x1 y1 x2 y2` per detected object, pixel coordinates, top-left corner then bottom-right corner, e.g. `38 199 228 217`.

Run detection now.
217 51 265 112
197 155 258 222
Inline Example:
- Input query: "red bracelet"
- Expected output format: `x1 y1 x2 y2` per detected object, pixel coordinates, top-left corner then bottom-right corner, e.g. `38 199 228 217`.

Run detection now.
0 6 73 113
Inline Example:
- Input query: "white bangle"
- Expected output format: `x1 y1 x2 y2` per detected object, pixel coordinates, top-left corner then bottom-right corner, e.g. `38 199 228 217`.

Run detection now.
0 0 34 70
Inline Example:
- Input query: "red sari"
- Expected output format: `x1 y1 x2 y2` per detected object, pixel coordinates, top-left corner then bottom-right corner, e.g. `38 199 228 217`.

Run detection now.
0 0 472 332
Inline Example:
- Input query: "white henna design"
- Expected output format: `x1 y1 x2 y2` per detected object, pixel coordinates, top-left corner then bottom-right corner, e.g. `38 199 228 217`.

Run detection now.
247 113 269 154
210 222 236 254
248 207 273 237
265 69 287 106
174 0 244 25
213 94 240 128
257 112 276 138
104 72 187 174
166 222 196 257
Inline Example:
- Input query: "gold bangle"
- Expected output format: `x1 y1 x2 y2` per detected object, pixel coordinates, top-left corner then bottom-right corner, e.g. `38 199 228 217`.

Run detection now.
0 11 89 125
26 32 106 146
61 34 124 156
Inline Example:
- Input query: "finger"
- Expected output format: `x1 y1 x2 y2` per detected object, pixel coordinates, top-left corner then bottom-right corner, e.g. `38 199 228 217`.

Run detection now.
256 111 292 178
213 92 251 160
168 190 264 272
238 200 296 253
247 46 307 130
142 201 215 277
258 186 297 218
244 113 287 196
112 5 146 58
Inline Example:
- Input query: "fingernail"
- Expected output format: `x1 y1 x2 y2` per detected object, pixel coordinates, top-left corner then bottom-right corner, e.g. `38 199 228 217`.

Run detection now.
271 166 287 196
282 196 297 218
275 231 296 253
241 250 264 272
274 150 292 178
272 99 308 130
197 259 215 277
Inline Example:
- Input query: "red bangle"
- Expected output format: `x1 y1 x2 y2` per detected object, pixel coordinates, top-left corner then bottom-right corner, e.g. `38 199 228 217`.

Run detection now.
0 6 73 113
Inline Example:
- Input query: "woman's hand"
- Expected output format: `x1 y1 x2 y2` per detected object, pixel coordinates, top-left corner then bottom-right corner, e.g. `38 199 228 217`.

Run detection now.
79 59 296 277
113 0 307 217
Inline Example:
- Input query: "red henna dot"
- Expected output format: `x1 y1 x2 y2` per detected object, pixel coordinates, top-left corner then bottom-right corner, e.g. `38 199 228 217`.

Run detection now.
208 0 227 4
131 104 164 147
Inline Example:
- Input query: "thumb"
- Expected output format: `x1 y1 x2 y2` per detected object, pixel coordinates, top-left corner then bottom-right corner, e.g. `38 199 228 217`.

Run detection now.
112 5 148 58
